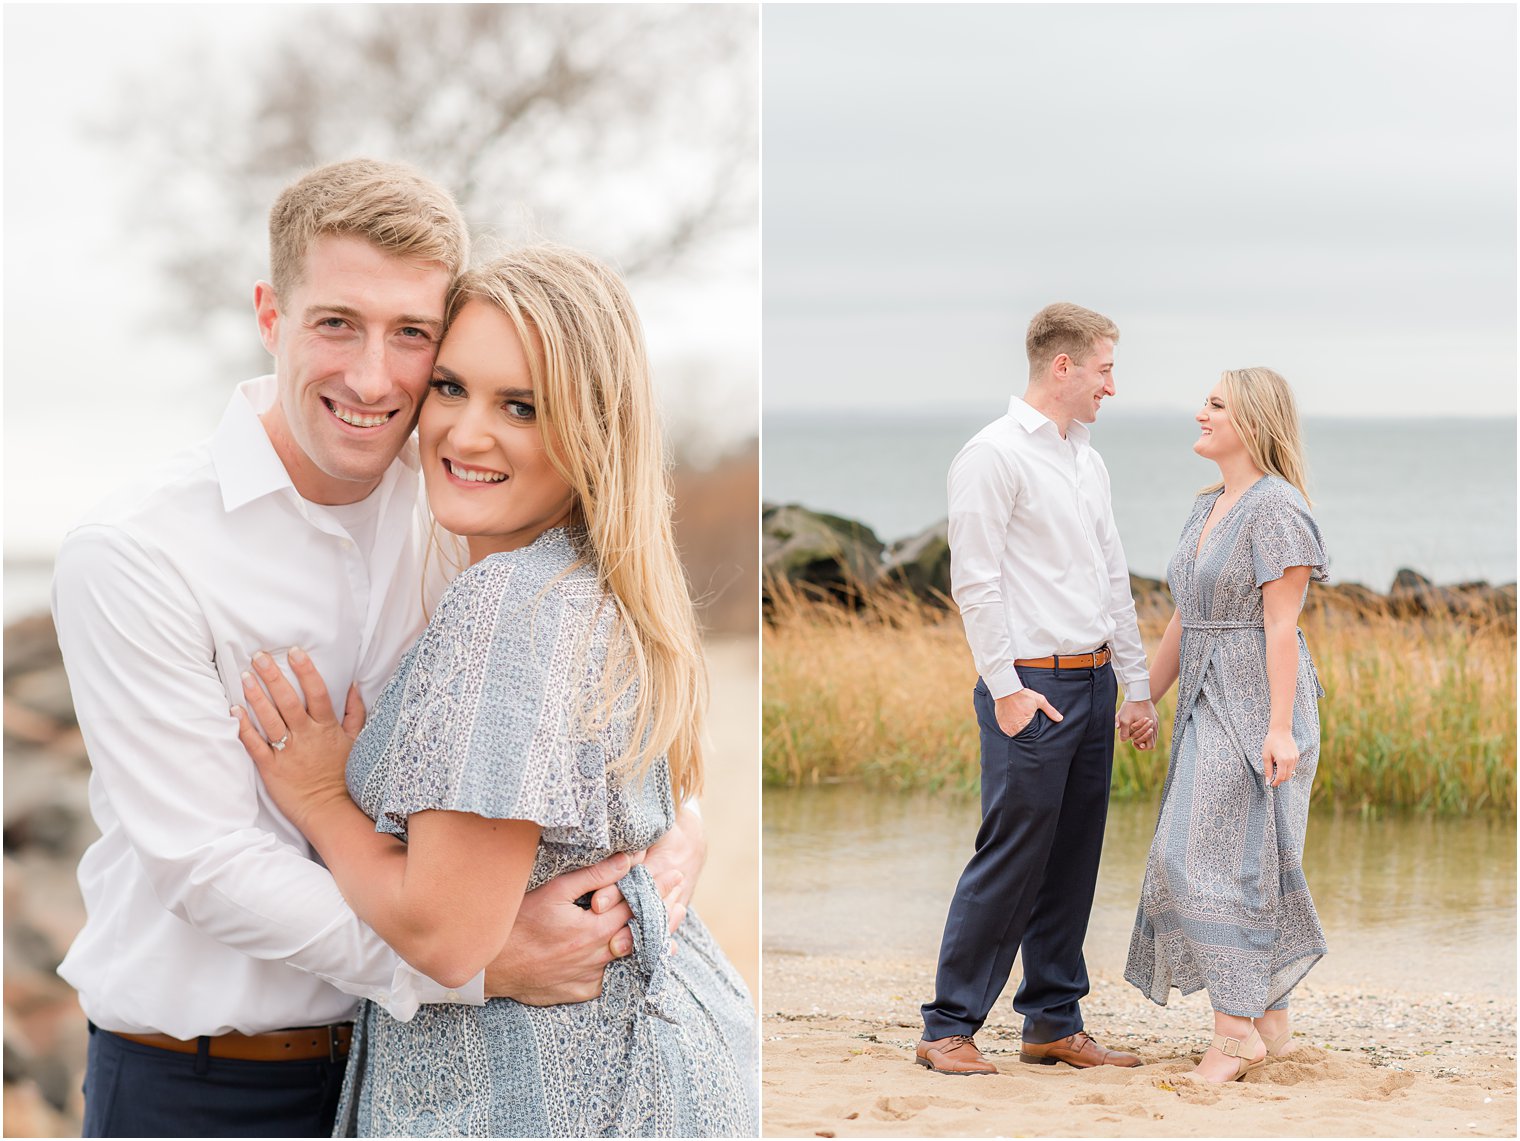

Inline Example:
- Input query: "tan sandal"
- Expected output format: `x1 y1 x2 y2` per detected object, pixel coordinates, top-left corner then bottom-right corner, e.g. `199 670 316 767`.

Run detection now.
1259 1027 1294 1056
1208 1028 1266 1081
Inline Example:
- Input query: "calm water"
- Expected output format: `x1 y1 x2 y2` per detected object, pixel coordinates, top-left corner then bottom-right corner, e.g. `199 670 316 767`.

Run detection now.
764 786 1516 997
763 412 1517 590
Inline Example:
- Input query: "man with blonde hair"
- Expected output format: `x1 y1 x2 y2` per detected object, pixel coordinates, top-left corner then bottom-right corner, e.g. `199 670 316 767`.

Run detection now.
52 158 703 1136
917 302 1157 1075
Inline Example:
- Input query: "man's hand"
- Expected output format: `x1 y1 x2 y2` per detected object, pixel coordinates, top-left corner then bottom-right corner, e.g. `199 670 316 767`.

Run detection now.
589 805 707 926
1116 700 1159 751
484 808 707 1005
993 689 1062 738
484 854 637 1005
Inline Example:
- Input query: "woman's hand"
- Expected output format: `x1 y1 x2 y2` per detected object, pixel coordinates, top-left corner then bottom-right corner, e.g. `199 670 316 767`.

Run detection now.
232 646 365 835
1116 700 1159 751
1261 727 1299 787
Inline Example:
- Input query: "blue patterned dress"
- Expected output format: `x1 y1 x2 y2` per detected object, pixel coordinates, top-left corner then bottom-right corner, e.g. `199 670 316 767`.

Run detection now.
1125 476 1329 1017
332 527 758 1137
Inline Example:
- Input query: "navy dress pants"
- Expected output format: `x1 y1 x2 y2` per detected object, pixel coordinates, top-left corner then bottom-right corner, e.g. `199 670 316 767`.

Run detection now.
81 1023 345 1138
922 662 1117 1045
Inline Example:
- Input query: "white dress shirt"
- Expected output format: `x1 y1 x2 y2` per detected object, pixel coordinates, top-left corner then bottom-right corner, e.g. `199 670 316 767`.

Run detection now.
947 396 1152 703
52 376 482 1037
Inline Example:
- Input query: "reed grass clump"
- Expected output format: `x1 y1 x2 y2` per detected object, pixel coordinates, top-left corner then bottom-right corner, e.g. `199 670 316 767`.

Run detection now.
762 583 1516 814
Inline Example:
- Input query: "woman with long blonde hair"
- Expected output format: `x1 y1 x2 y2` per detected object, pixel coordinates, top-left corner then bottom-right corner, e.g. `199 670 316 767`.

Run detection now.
1124 367 1329 1082
233 245 757 1135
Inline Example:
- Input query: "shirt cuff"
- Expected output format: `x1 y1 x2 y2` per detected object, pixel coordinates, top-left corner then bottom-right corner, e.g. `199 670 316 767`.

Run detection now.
378 963 486 1022
983 667 1023 700
1118 676 1152 703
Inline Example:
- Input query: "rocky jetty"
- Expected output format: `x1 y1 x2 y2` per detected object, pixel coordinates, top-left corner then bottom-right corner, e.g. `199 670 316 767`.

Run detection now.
763 503 1518 624
4 613 91 1136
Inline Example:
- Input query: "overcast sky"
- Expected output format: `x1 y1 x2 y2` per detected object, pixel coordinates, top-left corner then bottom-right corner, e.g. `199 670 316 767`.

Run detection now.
763 3 1516 416
4 4 757 560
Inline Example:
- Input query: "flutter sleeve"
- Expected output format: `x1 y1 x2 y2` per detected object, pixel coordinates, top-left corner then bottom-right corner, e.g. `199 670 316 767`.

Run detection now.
366 555 608 841
1249 480 1330 588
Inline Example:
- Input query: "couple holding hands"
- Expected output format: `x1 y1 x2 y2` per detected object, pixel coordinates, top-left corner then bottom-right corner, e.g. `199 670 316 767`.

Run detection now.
917 304 1329 1084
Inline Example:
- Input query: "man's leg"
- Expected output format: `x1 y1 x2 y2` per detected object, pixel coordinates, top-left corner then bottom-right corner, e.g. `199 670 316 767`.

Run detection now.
921 674 1084 1041
82 1024 344 1138
1012 664 1117 1044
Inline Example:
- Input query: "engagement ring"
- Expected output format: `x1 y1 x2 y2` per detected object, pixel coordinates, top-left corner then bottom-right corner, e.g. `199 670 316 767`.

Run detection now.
271 735 290 752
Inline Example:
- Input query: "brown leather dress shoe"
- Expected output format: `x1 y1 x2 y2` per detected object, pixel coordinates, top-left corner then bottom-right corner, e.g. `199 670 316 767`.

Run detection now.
1018 1030 1141 1068
915 1034 998 1075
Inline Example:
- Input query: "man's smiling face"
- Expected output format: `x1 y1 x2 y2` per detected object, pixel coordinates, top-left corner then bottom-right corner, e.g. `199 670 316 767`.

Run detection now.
256 233 452 505
1063 337 1116 425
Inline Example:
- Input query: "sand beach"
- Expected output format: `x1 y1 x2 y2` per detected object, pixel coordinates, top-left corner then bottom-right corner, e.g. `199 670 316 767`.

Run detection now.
762 953 1516 1137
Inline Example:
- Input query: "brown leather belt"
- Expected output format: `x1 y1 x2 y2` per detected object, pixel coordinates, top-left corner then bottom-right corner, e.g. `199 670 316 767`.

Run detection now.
111 1023 352 1063
1014 645 1112 670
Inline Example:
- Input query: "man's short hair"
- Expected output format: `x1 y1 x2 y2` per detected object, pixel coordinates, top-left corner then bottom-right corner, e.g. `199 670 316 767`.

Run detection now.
1025 302 1120 373
268 158 469 297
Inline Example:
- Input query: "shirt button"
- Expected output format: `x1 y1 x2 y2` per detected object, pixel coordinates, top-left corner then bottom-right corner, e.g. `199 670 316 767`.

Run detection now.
376 991 389 1003
341 539 354 551
444 989 459 1002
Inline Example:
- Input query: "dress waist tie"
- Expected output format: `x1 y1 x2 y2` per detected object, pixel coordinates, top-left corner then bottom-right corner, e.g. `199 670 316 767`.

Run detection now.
1178 621 1325 700
616 863 681 1024
1173 620 1263 738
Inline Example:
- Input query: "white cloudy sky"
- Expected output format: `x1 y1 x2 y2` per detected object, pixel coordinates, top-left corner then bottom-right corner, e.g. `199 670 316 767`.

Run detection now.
3 4 758 561
763 3 1516 416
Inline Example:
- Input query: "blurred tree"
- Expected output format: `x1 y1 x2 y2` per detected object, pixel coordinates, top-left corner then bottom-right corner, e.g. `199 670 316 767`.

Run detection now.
99 3 757 376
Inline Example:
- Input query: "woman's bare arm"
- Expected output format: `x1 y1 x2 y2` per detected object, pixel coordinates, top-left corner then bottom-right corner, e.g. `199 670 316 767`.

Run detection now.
235 648 540 987
1148 607 1183 702
1260 565 1311 786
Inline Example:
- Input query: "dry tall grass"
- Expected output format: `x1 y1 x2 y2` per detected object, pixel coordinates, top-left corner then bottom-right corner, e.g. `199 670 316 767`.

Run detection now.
763 583 1516 814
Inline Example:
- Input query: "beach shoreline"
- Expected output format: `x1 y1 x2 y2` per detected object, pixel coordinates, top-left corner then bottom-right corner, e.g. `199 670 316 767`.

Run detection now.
762 954 1517 1137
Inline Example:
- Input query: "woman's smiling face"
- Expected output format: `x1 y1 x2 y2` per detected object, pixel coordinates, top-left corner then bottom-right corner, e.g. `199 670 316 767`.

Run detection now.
419 300 576 560
1194 382 1246 463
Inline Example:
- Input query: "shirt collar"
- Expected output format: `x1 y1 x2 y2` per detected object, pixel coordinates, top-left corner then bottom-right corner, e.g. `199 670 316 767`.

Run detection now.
211 376 420 513
1006 395 1092 448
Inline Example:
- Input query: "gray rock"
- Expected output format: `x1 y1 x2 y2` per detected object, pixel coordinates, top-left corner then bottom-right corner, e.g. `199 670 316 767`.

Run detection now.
1311 581 1391 617
2 999 76 1111
2 615 61 682
6 666 77 729
3 917 64 981
883 520 951 602
1451 580 1518 619
1128 572 1170 601
1389 570 1515 622
763 504 885 599
4 749 94 860
1389 567 1439 612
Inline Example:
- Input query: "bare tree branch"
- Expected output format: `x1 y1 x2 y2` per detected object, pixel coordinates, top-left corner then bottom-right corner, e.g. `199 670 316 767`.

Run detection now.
93 4 757 376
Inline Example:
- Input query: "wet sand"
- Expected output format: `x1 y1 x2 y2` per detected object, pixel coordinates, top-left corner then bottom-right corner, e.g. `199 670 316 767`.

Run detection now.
762 954 1516 1137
